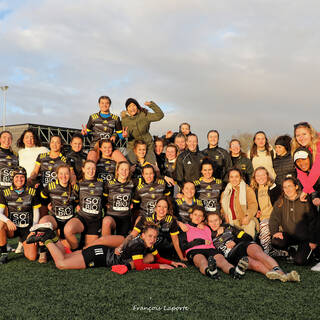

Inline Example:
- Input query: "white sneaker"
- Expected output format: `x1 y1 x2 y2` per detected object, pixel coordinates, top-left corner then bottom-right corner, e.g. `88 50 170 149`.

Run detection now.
30 222 53 232
285 270 300 282
15 241 24 254
266 271 287 282
311 262 320 272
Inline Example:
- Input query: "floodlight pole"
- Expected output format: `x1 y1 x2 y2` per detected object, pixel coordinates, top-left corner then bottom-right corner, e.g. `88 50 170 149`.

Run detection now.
0 86 8 130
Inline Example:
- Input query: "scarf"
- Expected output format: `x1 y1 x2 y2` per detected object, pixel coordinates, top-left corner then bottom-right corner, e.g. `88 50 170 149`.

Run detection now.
221 180 247 225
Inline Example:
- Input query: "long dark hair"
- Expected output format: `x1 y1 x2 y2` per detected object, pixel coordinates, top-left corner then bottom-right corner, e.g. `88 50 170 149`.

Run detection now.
16 129 42 148
155 196 174 216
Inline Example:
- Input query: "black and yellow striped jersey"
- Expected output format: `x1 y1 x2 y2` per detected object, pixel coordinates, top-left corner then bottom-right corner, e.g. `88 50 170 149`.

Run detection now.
174 197 203 223
132 178 170 217
0 147 19 189
96 157 116 183
105 179 135 217
78 179 107 221
35 152 67 188
86 112 122 147
41 181 79 221
120 236 157 264
0 186 40 228
134 213 179 237
193 177 223 213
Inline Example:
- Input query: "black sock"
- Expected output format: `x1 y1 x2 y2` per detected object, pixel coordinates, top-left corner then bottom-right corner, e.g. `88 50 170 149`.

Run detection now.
0 245 7 254
39 245 47 253
229 267 235 277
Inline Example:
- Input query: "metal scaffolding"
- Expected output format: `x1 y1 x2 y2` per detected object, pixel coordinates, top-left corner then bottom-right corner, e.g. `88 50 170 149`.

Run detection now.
5 123 127 152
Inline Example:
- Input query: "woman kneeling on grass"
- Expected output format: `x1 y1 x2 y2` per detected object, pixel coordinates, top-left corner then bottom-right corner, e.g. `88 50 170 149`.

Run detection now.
179 206 249 280
27 222 186 272
0 167 40 264
207 212 300 282
37 164 79 263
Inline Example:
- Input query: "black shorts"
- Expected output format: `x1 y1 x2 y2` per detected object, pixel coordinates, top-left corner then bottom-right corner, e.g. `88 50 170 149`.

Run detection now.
50 215 72 239
82 245 121 268
106 214 132 236
227 241 255 265
14 226 31 242
186 248 219 263
76 215 101 236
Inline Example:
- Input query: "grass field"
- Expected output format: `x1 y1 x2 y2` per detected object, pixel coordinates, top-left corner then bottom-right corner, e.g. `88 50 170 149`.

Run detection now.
1 238 320 320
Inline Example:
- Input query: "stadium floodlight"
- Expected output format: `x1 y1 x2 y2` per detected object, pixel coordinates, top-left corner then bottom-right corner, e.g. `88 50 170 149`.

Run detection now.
0 85 9 130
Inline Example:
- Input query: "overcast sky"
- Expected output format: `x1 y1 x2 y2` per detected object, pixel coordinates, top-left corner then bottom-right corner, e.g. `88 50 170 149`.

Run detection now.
0 0 319 148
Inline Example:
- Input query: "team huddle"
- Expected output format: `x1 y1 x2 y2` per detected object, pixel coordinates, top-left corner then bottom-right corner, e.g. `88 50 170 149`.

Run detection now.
1 95 319 282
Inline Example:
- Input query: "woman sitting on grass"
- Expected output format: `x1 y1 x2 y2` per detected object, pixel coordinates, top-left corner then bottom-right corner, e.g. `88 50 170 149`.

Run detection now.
207 212 300 282
179 206 249 280
27 222 186 272
269 177 317 266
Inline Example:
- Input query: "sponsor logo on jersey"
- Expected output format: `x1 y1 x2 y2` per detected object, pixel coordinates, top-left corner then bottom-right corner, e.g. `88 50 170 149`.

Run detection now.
16 197 23 202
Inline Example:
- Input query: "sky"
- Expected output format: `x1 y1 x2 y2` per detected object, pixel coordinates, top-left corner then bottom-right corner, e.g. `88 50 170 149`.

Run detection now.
0 0 320 148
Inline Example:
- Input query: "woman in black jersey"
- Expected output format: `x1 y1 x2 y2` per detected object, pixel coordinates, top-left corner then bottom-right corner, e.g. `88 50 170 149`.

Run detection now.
65 133 87 181
229 139 253 184
96 139 117 183
193 158 223 214
163 143 178 188
0 131 19 190
102 161 135 236
122 197 186 261
174 181 203 228
28 222 186 272
0 167 40 264
132 164 170 218
38 164 79 250
64 160 107 250
128 140 155 180
29 135 70 189
207 212 300 282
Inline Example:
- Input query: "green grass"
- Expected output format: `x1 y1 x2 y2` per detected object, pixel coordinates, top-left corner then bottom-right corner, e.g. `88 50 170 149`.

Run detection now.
1 239 319 320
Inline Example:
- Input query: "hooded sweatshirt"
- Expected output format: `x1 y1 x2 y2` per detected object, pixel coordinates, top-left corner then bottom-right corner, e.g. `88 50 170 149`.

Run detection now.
269 192 314 236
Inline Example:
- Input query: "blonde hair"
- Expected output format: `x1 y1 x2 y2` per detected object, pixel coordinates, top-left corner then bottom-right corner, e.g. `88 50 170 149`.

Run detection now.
250 166 273 190
292 122 319 162
115 161 131 182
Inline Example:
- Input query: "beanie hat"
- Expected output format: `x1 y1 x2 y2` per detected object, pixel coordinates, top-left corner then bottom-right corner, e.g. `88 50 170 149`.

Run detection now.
125 98 141 110
275 135 292 153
